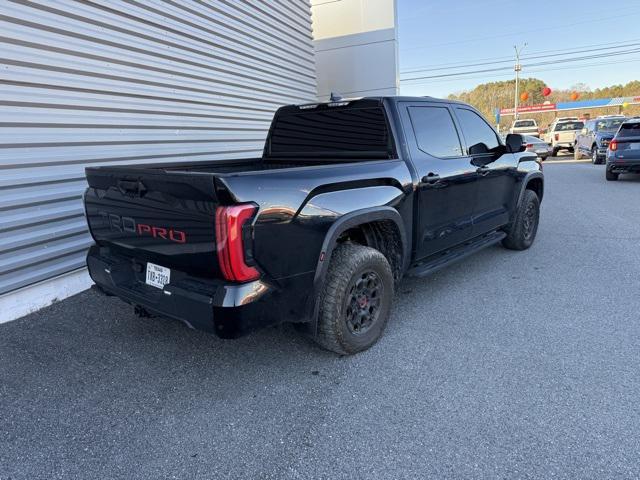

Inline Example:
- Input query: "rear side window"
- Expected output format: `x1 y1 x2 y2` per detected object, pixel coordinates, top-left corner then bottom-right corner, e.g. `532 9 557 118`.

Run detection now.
455 108 501 155
269 107 392 157
408 106 462 158
617 122 640 137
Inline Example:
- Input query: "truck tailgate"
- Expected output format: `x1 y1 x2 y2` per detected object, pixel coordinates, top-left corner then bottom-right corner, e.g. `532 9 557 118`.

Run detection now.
85 166 222 279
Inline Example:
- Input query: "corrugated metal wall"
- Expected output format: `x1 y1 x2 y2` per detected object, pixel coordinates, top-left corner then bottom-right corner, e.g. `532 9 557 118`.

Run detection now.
0 0 316 295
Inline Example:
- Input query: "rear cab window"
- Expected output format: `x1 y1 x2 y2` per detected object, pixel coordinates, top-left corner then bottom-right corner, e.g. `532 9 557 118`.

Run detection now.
514 120 536 128
268 102 395 159
554 121 584 131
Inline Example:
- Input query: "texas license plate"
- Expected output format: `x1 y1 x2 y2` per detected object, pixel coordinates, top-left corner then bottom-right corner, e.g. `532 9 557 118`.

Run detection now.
145 262 170 289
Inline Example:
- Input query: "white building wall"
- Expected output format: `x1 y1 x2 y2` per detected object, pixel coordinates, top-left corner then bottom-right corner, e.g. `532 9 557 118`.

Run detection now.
311 0 398 101
0 0 316 322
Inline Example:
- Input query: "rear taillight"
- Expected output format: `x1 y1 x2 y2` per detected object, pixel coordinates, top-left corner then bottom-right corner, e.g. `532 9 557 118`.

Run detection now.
526 143 533 148
609 139 618 151
554 134 559 141
215 204 260 282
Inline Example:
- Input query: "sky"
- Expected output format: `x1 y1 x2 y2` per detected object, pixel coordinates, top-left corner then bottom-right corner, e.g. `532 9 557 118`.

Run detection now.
397 0 640 99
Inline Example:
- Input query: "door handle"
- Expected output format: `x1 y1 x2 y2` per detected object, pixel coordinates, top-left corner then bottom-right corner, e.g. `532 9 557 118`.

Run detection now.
421 173 441 184
476 166 490 176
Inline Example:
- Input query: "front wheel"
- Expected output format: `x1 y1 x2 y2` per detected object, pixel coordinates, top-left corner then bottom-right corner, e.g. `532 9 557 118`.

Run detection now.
315 243 394 355
502 190 540 251
591 146 601 164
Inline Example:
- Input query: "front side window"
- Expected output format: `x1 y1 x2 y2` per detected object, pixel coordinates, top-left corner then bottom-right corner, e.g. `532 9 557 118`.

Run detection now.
456 108 501 155
408 106 462 158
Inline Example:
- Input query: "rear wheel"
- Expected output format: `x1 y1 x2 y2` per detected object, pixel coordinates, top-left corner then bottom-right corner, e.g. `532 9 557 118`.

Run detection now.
552 147 559 157
315 243 394 355
502 189 540 251
606 169 619 181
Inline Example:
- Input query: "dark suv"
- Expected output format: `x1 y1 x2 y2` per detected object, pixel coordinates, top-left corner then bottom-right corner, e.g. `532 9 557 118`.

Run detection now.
575 116 625 164
606 118 640 180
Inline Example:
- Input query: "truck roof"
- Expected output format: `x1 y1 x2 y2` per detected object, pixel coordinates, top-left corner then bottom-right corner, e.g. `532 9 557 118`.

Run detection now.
292 96 466 111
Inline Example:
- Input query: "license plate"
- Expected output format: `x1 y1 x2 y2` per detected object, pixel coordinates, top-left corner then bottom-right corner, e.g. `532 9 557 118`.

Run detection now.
145 262 170 289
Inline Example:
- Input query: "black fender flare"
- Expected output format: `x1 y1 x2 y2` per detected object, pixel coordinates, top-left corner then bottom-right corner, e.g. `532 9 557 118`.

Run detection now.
517 171 544 208
305 206 409 330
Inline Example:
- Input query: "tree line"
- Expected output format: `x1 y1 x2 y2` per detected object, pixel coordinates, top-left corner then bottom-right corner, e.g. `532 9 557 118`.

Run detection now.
448 79 640 129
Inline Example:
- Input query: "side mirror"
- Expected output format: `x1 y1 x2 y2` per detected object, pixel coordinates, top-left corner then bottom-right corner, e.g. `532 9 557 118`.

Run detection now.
505 133 525 153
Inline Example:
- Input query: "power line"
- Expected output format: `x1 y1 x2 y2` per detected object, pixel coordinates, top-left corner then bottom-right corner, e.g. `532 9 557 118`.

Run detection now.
401 38 640 73
400 56 640 87
400 40 640 75
400 48 640 82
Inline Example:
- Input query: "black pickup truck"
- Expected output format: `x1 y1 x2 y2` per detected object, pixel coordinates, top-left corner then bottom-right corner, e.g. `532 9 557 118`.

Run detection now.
84 97 543 355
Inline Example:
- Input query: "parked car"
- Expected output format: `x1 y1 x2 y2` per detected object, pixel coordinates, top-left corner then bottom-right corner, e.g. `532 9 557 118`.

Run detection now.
575 116 625 164
524 135 553 160
83 97 543 355
510 118 539 137
606 118 640 180
544 120 584 156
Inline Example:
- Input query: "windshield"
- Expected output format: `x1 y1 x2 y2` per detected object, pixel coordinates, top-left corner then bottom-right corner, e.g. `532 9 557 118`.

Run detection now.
554 121 584 131
596 118 624 131
514 120 535 127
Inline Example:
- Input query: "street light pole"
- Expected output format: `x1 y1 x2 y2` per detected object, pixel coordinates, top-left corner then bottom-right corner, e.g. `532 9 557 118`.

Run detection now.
513 43 527 120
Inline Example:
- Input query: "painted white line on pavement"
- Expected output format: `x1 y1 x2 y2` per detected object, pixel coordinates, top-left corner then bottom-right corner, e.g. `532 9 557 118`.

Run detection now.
544 159 592 164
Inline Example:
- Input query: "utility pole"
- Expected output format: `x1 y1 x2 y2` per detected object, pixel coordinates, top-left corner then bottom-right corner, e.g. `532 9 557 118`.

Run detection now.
513 43 527 120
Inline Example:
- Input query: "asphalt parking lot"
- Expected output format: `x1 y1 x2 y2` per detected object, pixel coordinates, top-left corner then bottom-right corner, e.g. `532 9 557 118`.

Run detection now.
1 163 639 479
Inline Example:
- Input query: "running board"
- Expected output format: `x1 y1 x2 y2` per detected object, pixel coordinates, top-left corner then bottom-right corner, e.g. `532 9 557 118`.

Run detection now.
407 231 506 278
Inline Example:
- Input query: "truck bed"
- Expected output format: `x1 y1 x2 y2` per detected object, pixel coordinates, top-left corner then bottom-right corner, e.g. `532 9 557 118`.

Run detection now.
108 157 352 176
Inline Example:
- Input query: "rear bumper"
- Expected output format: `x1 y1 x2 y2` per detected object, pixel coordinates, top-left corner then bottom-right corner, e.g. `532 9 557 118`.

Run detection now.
87 245 284 338
607 159 640 173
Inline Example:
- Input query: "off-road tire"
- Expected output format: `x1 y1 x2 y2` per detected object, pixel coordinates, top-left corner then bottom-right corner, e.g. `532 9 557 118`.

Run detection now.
502 189 540 251
606 169 619 181
315 243 393 355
